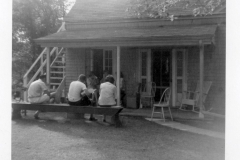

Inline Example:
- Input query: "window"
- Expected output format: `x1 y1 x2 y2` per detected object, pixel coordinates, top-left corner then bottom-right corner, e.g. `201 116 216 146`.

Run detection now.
104 50 113 74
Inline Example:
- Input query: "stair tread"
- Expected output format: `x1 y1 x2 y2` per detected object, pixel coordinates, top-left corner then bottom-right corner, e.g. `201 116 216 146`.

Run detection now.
51 66 65 68
54 61 65 63
50 77 64 79
51 71 65 73
50 83 61 85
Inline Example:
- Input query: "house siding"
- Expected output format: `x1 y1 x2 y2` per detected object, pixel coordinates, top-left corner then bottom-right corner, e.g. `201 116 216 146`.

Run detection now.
65 48 86 94
187 24 226 113
120 48 139 97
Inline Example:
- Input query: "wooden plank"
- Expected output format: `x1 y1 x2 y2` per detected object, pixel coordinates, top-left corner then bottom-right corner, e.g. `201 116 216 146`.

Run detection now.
117 46 121 106
171 49 177 107
199 40 204 118
46 47 50 84
12 103 123 116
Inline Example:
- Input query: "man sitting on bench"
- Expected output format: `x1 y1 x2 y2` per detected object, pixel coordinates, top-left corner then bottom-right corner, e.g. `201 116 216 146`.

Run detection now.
28 73 56 119
67 74 96 121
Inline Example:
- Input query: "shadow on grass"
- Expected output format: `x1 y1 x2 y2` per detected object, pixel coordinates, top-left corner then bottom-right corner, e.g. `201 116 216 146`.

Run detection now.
12 112 225 160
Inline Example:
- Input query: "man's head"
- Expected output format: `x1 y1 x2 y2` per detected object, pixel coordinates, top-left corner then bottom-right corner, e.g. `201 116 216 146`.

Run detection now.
105 75 115 84
103 70 109 77
39 74 47 82
78 74 86 83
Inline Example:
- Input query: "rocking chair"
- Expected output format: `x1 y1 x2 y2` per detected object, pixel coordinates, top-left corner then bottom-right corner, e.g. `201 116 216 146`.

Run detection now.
179 81 212 112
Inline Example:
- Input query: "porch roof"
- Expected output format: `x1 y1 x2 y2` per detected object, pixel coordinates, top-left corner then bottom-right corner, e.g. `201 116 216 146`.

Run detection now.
35 25 217 47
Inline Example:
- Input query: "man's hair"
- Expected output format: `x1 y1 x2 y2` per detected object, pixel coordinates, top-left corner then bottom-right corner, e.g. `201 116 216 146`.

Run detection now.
105 75 115 84
120 72 124 78
103 70 109 75
39 73 46 80
78 74 86 82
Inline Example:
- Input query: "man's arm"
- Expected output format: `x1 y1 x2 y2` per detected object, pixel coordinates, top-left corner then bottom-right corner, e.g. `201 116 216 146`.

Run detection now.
43 89 51 97
81 88 90 96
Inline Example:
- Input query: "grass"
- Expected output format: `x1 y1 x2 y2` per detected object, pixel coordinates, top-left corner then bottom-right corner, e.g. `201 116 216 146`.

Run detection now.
12 111 224 160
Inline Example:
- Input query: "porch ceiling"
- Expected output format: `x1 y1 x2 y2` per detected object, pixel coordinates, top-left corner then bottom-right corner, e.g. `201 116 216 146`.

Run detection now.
35 25 217 47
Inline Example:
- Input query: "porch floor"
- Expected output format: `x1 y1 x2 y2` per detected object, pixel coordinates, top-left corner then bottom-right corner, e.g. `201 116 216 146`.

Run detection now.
121 107 225 139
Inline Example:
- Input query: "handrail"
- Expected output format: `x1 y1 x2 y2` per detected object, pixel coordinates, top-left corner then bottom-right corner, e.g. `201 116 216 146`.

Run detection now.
54 76 66 104
23 48 47 79
23 22 65 80
50 48 64 67
25 47 59 88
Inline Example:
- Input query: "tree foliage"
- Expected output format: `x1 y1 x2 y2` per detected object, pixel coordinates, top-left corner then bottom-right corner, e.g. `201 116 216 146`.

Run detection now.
128 0 226 20
12 0 73 85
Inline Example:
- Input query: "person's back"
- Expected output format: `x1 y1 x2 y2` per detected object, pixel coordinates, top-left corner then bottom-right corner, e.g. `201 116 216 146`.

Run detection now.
68 80 86 102
27 74 54 104
98 75 117 122
98 76 117 106
28 79 47 99
27 74 56 119
67 74 91 106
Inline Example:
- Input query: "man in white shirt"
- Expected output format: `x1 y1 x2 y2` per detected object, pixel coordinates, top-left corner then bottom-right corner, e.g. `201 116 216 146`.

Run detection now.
28 74 56 119
67 74 91 105
68 74 97 121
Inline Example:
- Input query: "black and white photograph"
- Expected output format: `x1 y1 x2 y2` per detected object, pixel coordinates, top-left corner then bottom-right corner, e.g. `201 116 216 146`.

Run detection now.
1 0 240 160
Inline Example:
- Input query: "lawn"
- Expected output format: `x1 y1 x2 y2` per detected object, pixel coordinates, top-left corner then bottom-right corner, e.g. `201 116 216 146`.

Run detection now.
12 112 224 160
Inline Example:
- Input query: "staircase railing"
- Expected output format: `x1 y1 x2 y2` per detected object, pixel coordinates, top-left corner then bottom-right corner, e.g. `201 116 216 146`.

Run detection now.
23 22 66 101
54 76 66 104
50 48 65 67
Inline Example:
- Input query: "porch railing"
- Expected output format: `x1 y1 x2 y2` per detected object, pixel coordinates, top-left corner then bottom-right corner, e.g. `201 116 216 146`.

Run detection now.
23 22 66 101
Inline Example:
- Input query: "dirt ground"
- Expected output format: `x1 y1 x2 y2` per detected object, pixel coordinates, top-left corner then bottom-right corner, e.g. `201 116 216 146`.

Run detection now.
12 111 225 160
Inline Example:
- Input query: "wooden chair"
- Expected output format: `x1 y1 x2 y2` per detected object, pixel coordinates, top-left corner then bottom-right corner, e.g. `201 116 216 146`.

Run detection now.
140 82 156 108
151 87 173 122
179 81 212 112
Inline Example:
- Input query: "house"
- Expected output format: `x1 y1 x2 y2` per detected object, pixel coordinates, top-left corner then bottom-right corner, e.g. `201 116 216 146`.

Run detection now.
25 0 225 116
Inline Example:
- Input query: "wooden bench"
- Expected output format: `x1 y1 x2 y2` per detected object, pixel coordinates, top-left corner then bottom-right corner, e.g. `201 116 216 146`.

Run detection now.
12 102 124 127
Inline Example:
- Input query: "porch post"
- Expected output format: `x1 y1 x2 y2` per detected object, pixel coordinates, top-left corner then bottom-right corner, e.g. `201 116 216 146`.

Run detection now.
199 40 204 118
117 46 121 106
46 47 50 85
171 49 177 107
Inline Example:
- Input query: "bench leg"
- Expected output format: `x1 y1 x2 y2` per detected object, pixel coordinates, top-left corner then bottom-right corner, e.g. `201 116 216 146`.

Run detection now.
12 109 22 120
113 114 122 127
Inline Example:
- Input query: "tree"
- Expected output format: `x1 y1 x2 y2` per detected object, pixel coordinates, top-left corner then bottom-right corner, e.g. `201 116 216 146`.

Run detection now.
12 0 73 86
127 0 226 20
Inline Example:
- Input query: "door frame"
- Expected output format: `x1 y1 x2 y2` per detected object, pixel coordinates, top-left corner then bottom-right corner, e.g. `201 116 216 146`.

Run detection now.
172 49 188 107
90 48 116 79
138 49 151 85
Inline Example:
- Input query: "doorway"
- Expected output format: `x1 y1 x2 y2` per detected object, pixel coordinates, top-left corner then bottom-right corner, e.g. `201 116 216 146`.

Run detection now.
91 49 115 81
152 49 171 102
92 49 103 80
